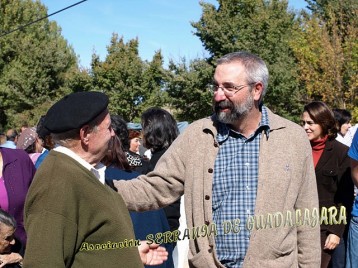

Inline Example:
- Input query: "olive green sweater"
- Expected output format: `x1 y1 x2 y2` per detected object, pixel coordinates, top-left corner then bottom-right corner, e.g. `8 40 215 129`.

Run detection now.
24 151 143 268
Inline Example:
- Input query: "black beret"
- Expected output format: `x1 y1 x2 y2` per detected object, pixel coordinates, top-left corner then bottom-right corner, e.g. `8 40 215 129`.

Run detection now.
44 91 109 133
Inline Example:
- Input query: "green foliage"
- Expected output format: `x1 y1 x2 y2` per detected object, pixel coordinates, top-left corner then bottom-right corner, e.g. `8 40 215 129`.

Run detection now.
166 58 213 122
91 34 168 122
292 0 358 120
0 0 77 129
191 0 304 121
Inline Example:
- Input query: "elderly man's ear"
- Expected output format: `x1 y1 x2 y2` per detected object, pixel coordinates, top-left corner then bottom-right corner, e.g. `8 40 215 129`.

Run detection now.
80 125 91 145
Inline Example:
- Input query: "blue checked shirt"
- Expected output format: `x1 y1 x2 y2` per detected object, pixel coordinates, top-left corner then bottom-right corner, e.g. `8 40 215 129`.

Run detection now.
212 106 270 268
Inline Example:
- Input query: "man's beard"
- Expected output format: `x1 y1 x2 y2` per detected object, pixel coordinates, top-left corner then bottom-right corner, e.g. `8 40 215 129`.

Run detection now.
214 94 254 124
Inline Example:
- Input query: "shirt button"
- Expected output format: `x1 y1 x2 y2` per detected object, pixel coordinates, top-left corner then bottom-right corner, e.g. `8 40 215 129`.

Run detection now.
214 142 219 147
205 220 210 225
208 168 213 173
208 248 213 253
205 195 210 200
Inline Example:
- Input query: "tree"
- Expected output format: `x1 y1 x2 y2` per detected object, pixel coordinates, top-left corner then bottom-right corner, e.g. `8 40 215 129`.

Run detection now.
166 58 213 122
91 34 167 122
191 0 304 121
291 0 358 119
0 0 77 128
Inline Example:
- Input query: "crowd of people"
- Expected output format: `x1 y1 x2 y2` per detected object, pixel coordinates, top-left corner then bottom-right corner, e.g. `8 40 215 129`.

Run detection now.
0 50 356 268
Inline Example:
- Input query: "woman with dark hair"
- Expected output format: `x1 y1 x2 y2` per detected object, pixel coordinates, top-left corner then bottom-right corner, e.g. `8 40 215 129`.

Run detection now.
103 114 174 268
301 101 354 268
140 108 181 249
141 108 179 173
333 108 352 144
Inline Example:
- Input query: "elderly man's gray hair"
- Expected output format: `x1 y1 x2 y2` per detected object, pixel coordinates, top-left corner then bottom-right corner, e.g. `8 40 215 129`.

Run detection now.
0 209 16 229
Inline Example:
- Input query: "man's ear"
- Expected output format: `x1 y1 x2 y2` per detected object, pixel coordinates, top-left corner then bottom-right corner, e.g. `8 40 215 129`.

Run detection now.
80 125 90 145
253 82 263 102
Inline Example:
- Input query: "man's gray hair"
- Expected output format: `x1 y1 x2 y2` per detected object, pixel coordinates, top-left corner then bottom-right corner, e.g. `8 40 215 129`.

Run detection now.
217 51 269 104
0 209 16 229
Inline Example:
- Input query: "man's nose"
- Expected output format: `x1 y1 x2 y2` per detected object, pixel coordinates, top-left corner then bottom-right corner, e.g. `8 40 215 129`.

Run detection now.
213 88 227 102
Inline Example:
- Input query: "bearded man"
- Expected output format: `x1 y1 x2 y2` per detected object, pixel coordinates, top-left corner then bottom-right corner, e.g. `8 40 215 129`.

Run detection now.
115 51 320 268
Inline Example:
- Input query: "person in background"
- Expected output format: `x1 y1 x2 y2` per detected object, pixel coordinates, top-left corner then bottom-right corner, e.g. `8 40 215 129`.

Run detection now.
16 127 43 165
0 134 5 146
33 115 55 169
0 130 18 149
127 129 143 168
301 101 354 268
0 145 35 250
19 124 28 134
114 51 320 267
24 92 167 267
0 209 23 268
347 130 358 268
104 114 174 268
333 108 352 145
140 108 181 238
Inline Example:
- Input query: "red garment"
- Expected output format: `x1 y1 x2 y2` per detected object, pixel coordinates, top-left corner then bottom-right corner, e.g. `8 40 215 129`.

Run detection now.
310 135 328 168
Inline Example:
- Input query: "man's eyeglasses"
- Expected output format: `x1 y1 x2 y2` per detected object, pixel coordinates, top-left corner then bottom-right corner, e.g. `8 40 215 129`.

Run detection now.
207 83 256 97
300 120 317 126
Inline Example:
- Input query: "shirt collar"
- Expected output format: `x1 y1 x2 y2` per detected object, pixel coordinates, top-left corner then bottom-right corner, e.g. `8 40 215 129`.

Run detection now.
216 105 271 142
54 146 106 184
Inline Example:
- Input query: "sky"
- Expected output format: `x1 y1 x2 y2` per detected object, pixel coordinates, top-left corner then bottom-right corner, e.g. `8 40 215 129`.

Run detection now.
39 0 308 68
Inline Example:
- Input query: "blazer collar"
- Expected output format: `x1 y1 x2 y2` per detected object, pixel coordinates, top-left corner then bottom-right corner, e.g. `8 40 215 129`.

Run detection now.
315 139 334 172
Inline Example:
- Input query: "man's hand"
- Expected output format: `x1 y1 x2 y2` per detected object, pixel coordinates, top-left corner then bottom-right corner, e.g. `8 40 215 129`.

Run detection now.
324 234 340 250
138 241 168 265
0 253 23 267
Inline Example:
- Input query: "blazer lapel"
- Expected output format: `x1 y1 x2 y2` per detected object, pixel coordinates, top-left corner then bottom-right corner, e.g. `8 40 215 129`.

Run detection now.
315 140 334 172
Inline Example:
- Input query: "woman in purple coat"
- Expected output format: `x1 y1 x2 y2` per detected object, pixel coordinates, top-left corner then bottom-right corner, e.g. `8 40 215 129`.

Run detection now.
0 147 36 249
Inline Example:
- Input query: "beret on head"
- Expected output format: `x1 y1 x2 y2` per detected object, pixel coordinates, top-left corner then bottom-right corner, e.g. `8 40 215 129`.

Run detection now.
16 127 37 150
44 91 109 133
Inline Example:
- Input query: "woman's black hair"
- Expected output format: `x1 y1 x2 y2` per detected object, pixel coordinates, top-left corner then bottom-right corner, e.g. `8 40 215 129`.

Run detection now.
141 108 179 151
333 109 352 129
102 115 131 171
110 115 130 151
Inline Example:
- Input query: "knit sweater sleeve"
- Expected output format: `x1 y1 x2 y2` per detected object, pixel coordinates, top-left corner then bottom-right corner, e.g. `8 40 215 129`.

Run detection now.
24 210 78 267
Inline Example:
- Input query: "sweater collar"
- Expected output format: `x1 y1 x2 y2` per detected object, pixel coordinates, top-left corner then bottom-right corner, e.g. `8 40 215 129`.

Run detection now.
310 135 328 151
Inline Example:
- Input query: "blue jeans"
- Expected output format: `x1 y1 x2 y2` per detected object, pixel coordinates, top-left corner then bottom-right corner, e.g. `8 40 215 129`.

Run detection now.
346 216 358 268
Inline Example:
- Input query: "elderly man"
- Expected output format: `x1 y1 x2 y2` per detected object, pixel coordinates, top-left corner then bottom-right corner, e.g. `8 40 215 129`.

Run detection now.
0 209 23 268
115 51 320 267
24 92 167 268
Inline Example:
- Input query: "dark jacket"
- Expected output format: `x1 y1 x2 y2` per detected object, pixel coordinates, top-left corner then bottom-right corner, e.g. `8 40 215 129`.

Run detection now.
1 148 35 246
106 167 174 268
141 149 181 232
315 139 354 237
